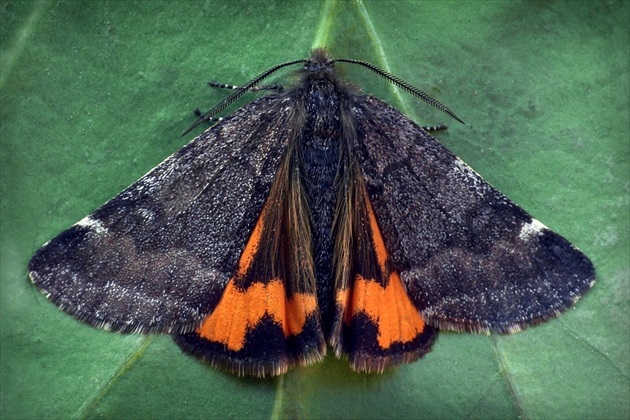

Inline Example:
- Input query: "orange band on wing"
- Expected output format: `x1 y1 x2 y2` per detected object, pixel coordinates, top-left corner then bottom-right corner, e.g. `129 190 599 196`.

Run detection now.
196 279 317 351
196 207 317 351
345 192 426 349
351 273 426 349
235 205 266 278
366 195 388 274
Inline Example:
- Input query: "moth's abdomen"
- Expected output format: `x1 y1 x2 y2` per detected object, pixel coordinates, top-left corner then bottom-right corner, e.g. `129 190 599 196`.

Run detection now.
298 79 346 332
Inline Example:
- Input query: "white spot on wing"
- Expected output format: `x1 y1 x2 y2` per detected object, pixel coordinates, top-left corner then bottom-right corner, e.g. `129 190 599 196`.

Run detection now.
138 207 155 223
453 157 486 196
519 218 547 241
75 216 107 235
454 157 483 178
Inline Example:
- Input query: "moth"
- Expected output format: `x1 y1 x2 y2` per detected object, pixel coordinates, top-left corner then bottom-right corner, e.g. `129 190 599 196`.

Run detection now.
29 48 595 377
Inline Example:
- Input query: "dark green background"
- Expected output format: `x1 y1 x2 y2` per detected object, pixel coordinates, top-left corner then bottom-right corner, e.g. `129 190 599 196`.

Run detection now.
1 1 628 418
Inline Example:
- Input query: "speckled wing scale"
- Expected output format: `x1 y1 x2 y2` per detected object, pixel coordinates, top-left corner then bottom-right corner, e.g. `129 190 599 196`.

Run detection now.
351 96 595 335
28 48 595 378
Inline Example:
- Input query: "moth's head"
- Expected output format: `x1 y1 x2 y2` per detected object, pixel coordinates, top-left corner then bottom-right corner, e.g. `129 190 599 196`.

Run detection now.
305 48 335 76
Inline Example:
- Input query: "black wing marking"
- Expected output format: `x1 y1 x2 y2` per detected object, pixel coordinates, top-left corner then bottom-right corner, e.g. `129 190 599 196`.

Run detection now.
353 96 595 334
28 96 291 334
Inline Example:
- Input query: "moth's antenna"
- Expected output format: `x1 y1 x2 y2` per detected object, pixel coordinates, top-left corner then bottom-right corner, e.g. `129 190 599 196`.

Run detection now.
334 59 465 124
182 59 307 136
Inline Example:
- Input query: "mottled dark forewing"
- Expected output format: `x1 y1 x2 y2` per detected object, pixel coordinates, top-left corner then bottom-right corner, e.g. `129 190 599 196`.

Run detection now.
28 96 291 334
353 96 595 333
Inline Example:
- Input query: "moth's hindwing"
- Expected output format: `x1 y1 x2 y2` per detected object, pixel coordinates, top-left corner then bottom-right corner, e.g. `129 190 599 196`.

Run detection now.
174 147 326 377
353 96 595 334
330 167 438 373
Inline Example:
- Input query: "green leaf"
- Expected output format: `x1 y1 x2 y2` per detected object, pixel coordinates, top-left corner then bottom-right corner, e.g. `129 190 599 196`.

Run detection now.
1 0 628 419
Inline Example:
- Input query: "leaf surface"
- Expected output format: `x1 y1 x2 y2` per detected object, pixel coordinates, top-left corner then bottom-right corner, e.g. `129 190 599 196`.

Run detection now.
1 1 628 419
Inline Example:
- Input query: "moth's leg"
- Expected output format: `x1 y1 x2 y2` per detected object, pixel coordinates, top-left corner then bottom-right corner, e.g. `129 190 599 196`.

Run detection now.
421 124 448 132
208 81 284 92
191 108 222 123
190 82 284 123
